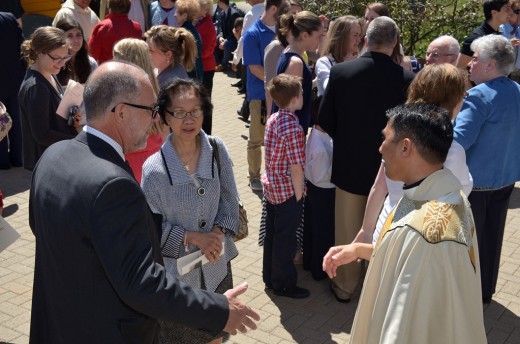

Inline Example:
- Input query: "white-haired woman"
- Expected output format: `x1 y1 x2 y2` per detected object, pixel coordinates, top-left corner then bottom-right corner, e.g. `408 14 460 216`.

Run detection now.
454 34 520 304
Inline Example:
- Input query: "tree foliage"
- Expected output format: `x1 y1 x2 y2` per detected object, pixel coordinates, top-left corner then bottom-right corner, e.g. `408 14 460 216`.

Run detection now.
300 0 483 58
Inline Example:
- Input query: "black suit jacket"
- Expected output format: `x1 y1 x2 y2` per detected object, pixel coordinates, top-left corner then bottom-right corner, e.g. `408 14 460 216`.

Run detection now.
29 131 229 344
318 51 415 195
0 12 26 99
218 6 240 40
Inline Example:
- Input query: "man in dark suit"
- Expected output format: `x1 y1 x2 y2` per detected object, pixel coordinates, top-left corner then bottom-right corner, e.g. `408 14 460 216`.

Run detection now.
318 16 415 304
0 12 25 169
29 61 259 343
215 0 242 71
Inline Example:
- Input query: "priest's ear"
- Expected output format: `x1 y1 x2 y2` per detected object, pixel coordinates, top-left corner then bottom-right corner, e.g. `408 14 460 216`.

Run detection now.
400 138 413 158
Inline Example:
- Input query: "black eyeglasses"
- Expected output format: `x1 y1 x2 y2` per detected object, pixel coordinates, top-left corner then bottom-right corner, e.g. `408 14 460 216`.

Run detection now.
111 102 159 119
47 53 72 63
426 51 456 59
164 108 204 119
514 9 520 14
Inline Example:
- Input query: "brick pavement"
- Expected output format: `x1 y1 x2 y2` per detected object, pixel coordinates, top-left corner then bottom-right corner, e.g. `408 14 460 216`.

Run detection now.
1 71 520 344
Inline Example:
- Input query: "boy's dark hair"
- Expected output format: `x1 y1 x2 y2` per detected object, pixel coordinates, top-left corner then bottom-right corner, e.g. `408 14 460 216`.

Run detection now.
386 103 453 164
484 0 510 21
267 74 302 109
234 17 244 28
109 0 131 14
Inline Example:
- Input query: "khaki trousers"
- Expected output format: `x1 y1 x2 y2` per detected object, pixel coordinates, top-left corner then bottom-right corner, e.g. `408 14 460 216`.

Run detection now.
247 100 265 180
331 188 367 299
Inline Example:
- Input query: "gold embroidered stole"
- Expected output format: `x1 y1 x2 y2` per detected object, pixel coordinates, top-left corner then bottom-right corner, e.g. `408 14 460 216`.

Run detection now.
375 192 476 270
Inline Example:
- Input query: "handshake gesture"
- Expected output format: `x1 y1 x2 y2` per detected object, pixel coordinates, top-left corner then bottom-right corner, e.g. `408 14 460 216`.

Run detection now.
223 282 261 335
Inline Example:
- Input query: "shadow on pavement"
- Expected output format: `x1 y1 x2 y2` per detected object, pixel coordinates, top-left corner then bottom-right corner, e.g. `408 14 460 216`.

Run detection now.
0 167 31 197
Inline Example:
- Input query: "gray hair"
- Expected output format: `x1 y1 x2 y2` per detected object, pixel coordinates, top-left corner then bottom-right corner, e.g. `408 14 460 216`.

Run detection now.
84 62 146 120
366 16 398 49
430 35 460 54
470 35 515 75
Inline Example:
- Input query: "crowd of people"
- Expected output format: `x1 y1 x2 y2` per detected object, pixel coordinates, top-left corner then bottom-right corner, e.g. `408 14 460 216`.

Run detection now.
1 0 520 343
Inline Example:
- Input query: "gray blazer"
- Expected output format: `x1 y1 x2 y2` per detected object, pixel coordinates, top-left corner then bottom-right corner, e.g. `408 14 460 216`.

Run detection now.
142 131 239 292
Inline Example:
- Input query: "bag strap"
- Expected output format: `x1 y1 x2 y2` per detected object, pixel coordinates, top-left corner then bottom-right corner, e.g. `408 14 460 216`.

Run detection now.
208 136 220 178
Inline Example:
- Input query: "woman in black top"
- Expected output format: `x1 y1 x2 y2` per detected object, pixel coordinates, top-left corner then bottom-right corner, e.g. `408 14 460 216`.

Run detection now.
19 26 78 171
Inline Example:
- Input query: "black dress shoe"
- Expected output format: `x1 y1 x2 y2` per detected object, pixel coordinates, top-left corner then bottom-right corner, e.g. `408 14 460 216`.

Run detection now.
483 296 492 304
237 88 246 94
273 286 310 299
231 81 242 87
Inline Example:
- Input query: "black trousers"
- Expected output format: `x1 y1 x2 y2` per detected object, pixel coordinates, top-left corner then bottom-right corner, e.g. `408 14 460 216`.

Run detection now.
263 196 303 290
468 184 515 299
303 182 335 280
202 71 214 135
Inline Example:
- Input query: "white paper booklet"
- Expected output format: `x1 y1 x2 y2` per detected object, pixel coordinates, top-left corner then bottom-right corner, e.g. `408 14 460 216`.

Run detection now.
0 217 20 253
177 241 226 275
56 79 85 124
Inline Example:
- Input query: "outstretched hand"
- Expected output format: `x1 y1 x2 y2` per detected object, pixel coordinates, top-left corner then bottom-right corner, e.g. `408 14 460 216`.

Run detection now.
322 245 359 279
223 282 261 335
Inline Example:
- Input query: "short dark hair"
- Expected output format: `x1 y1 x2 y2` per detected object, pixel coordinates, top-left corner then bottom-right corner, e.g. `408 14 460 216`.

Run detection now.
109 0 131 14
234 17 244 28
157 78 213 125
387 103 453 164
483 0 510 21
268 73 302 109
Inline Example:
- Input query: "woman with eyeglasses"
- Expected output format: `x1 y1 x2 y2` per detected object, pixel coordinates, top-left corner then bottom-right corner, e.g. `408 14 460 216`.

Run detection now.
453 34 520 304
19 26 79 171
141 79 239 344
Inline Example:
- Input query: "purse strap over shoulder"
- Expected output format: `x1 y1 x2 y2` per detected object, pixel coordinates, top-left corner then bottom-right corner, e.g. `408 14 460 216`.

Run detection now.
208 136 220 178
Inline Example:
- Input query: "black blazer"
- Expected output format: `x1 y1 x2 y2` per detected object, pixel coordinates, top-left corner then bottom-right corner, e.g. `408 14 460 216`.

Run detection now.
29 132 229 344
217 6 240 40
18 69 77 171
0 12 25 99
318 51 415 195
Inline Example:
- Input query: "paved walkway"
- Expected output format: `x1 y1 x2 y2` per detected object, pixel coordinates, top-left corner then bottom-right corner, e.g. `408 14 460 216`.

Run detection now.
1 71 520 344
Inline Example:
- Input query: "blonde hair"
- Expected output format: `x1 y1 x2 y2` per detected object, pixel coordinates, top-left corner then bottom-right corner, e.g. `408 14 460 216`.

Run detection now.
324 16 361 62
144 25 197 72
113 38 160 95
176 0 201 21
113 38 163 134
198 0 213 14
21 26 67 66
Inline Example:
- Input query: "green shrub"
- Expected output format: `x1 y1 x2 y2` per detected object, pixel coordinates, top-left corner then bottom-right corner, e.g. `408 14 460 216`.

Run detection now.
300 0 483 58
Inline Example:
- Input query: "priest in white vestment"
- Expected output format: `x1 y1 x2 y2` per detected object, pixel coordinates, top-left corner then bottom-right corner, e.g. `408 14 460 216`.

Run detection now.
323 103 487 344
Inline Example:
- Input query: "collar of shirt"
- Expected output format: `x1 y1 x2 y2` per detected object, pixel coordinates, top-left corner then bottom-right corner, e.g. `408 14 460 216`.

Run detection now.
83 125 125 161
278 108 299 121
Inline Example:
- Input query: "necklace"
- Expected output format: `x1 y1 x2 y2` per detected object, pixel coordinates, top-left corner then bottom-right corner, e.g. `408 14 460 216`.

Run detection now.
173 138 200 174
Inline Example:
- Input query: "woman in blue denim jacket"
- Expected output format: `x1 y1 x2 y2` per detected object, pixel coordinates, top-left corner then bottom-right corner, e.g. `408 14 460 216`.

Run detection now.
454 34 520 304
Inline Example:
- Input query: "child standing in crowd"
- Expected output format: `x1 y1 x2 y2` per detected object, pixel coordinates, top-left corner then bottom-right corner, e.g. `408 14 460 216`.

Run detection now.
262 74 309 299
